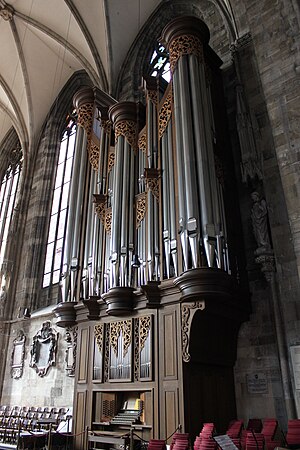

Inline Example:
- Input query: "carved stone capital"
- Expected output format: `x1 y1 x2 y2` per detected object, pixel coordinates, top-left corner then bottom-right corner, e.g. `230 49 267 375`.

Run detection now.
230 32 252 56
0 1 14 20
144 168 160 201
181 301 205 362
255 250 275 282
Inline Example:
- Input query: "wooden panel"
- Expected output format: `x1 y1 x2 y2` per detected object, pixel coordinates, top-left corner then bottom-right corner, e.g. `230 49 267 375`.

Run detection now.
141 390 153 426
163 311 177 379
74 391 87 450
164 389 179 443
78 327 89 382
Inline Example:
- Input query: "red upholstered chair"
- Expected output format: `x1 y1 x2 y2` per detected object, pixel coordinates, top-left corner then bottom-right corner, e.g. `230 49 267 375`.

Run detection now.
245 431 264 450
261 419 282 450
286 419 300 449
247 419 263 433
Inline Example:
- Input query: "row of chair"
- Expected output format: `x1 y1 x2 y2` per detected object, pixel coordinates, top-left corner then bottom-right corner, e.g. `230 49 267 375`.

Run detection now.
0 405 71 445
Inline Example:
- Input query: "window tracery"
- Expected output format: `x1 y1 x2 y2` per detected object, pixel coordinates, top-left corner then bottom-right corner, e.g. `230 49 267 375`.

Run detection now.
43 113 77 288
149 43 171 82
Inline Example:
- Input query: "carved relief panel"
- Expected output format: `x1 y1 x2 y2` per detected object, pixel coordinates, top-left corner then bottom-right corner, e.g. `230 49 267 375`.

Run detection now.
29 321 58 377
11 330 26 379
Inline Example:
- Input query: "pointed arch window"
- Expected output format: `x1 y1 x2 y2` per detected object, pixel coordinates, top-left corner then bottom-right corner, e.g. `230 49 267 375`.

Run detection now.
149 43 171 82
43 114 77 288
0 147 22 267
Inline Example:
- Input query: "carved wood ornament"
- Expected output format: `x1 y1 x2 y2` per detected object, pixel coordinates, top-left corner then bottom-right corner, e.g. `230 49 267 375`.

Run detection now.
65 326 77 377
136 192 147 229
29 321 58 377
115 120 137 151
158 89 173 139
181 301 205 362
169 34 204 73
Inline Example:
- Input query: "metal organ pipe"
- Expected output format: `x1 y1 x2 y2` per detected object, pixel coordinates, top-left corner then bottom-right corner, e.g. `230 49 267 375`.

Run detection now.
173 72 188 270
111 135 124 286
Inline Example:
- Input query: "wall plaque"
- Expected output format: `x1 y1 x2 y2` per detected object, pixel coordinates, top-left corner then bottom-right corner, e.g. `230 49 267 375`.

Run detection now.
11 330 26 379
246 372 268 394
290 345 300 390
30 321 58 377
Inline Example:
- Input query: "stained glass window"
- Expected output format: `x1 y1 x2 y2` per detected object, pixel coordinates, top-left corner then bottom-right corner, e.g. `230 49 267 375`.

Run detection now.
43 114 77 288
149 43 170 82
0 147 22 269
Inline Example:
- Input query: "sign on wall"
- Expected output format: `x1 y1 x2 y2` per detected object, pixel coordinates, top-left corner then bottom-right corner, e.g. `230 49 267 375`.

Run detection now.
290 345 300 390
246 372 268 394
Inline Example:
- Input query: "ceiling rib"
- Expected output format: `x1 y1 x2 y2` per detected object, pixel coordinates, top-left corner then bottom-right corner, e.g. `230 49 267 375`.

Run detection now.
0 99 26 146
63 0 108 91
0 73 28 146
10 17 33 140
14 10 101 87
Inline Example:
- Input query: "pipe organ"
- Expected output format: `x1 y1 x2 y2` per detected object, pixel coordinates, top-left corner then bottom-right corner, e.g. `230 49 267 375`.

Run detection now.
59 15 249 448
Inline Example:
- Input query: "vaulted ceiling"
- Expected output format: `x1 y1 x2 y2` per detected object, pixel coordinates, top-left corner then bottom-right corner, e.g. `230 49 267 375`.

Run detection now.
0 0 236 151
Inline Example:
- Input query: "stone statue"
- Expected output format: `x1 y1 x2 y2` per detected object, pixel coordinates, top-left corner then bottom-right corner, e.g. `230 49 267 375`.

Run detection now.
251 192 271 250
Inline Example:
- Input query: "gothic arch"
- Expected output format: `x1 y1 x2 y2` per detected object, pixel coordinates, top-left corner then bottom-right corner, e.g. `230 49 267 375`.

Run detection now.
14 70 93 314
115 0 235 101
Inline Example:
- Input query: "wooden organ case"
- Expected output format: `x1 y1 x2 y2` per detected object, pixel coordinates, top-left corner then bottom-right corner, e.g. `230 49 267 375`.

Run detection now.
68 15 250 450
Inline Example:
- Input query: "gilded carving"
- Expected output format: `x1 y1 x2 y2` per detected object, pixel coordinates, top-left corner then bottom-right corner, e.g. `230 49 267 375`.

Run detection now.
136 192 147 229
158 90 173 139
181 301 205 362
93 194 106 225
89 140 100 171
145 168 160 201
104 207 112 235
139 316 151 352
133 319 139 381
110 320 132 357
0 1 14 20
115 120 137 151
107 151 115 173
169 34 203 73
148 90 158 106
94 323 104 352
101 119 111 135
138 132 147 154
104 323 110 382
77 103 94 141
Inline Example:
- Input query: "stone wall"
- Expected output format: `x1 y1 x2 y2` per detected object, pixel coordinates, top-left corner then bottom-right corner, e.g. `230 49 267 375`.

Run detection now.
1 312 75 409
